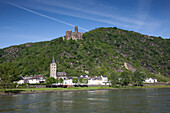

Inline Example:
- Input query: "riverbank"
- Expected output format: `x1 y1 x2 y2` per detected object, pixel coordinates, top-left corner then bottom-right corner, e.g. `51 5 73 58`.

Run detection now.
0 85 170 95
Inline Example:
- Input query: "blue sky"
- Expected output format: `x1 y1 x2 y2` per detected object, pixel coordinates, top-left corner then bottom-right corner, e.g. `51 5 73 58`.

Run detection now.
0 0 170 49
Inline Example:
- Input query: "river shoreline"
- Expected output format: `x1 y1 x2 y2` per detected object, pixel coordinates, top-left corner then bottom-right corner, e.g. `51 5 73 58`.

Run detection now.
0 88 117 95
0 85 170 96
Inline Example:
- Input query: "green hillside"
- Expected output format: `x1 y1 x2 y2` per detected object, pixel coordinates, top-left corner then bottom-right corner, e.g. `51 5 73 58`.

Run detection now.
0 27 169 78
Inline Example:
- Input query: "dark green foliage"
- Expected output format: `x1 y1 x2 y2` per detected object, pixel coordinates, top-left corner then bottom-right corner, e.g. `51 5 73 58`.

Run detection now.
109 70 146 87
120 71 131 85
133 71 146 86
79 78 83 84
45 77 56 85
78 78 88 84
0 27 169 79
58 78 63 84
0 62 19 93
83 78 88 84
72 78 78 84
108 72 119 86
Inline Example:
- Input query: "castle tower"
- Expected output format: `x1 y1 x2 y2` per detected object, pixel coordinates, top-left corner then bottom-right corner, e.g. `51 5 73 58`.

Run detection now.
65 30 72 39
75 26 78 33
50 57 57 79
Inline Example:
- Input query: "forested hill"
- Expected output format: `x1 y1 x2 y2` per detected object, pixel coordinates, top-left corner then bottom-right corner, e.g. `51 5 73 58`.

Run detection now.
0 27 169 77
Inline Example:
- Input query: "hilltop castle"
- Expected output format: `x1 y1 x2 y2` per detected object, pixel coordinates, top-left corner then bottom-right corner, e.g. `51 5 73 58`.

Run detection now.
63 26 83 40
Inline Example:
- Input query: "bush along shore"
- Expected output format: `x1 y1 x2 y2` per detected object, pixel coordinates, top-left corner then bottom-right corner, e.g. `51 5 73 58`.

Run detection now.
0 85 170 95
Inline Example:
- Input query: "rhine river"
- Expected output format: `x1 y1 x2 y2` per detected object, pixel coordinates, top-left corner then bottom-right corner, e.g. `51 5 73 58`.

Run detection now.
0 88 169 113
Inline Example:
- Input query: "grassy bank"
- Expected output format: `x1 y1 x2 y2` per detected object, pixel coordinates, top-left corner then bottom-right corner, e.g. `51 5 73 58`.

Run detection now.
0 87 115 94
0 85 170 94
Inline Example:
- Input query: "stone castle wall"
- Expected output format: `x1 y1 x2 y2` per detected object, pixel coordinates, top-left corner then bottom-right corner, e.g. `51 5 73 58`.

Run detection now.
64 26 83 40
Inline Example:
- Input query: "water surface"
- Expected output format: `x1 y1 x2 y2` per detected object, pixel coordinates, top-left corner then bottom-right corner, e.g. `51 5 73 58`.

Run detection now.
0 88 169 112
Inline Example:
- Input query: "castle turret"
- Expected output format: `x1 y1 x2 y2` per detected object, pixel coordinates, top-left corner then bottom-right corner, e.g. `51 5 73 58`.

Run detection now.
75 26 78 33
65 30 72 39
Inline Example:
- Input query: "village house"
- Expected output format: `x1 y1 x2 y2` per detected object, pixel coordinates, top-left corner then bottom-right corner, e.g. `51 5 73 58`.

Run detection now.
62 77 73 85
144 77 158 83
15 75 46 84
57 72 68 80
59 75 109 86
88 75 109 85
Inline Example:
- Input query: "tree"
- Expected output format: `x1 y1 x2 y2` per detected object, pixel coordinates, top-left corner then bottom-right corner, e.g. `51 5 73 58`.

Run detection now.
45 77 56 87
120 71 130 86
79 78 83 85
108 72 119 87
58 78 63 85
72 78 78 85
83 78 88 84
133 71 146 86
0 62 19 93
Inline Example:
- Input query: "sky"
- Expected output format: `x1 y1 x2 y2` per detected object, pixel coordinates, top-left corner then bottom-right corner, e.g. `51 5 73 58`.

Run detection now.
0 0 170 49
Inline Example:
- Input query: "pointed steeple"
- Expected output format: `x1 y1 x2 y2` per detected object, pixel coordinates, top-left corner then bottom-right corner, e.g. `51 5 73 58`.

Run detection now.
52 57 56 63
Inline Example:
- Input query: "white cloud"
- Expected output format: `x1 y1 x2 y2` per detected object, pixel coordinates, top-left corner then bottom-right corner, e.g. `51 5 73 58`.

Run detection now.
28 0 144 26
7 2 88 31
6 0 165 37
19 0 160 31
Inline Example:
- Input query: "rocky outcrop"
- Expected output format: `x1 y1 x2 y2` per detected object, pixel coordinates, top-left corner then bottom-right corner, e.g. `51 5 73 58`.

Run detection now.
2 47 21 61
124 62 136 72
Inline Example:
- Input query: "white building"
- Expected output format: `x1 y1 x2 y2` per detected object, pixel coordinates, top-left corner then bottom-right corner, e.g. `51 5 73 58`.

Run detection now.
63 78 73 85
14 72 109 86
144 77 158 83
55 75 109 86
14 80 24 84
88 75 109 85
28 75 46 84
57 72 68 80
101 75 108 83
15 75 46 84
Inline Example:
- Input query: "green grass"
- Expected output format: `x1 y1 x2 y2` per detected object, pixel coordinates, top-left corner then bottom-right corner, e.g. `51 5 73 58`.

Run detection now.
0 85 170 94
0 87 115 93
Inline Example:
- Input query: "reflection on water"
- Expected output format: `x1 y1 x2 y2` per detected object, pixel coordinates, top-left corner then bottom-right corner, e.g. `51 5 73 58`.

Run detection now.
0 88 170 113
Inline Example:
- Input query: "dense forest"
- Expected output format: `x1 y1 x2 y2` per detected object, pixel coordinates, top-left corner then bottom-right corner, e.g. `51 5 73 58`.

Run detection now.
0 27 169 80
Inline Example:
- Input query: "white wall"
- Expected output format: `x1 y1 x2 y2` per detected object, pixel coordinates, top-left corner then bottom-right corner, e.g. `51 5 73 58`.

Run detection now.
144 78 158 83
14 80 24 84
88 79 107 85
28 79 46 84
62 79 73 85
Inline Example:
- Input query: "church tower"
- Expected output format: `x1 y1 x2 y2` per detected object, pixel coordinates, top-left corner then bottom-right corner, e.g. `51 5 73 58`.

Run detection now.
50 57 57 79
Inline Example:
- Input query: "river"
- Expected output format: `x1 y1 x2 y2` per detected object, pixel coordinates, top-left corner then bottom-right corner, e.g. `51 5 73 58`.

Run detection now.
0 88 169 113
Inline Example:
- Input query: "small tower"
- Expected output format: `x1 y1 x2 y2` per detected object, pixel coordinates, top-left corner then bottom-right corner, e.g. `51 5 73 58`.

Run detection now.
75 26 78 33
50 57 57 79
